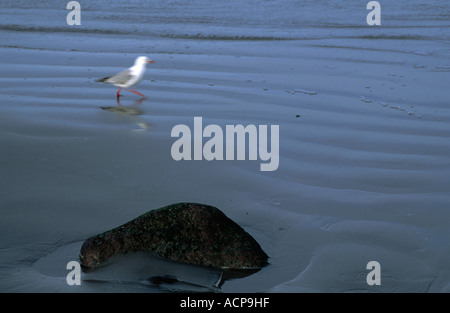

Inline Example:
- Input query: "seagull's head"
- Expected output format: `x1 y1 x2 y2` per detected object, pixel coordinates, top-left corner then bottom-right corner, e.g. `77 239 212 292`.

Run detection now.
135 56 155 66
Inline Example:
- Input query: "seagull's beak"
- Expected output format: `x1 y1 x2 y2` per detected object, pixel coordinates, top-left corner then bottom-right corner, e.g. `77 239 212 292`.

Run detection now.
146 60 155 64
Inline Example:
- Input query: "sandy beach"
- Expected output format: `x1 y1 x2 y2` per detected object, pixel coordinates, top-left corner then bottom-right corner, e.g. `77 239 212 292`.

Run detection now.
1 0 449 292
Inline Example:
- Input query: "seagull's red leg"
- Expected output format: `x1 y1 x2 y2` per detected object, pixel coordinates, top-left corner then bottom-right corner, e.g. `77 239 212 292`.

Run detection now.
116 88 122 98
126 89 146 98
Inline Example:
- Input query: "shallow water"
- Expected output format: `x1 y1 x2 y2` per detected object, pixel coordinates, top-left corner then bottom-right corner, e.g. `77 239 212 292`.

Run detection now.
1 0 449 292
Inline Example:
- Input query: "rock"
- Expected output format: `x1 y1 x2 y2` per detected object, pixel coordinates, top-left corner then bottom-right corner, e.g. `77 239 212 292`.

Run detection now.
79 203 268 271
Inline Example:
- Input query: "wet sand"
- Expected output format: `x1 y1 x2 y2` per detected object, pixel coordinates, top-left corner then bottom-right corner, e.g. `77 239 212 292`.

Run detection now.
1 1 449 292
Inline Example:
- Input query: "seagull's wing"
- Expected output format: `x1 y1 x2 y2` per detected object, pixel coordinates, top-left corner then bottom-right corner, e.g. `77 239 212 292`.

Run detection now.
96 69 133 85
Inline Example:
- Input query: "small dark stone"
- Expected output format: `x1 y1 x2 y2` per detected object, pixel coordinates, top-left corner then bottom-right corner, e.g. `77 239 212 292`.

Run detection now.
147 275 179 285
79 203 268 271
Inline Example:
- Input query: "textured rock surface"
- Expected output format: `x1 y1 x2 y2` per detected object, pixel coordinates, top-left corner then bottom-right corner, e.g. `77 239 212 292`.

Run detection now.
79 203 268 271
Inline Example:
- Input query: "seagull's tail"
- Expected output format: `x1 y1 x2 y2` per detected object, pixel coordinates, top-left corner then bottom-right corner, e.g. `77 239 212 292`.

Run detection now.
96 77 110 83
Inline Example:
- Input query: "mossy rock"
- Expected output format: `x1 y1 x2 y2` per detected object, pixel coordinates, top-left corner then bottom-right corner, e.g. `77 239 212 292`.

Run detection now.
79 203 268 271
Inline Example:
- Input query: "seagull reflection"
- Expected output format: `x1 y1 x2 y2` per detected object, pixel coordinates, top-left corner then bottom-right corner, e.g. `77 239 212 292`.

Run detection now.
100 97 150 130
101 97 145 115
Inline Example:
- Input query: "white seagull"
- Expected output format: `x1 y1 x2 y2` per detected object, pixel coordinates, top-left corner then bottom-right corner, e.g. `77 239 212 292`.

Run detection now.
96 56 155 99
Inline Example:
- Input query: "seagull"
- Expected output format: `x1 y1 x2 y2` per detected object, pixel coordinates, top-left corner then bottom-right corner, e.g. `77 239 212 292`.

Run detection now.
96 56 155 99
